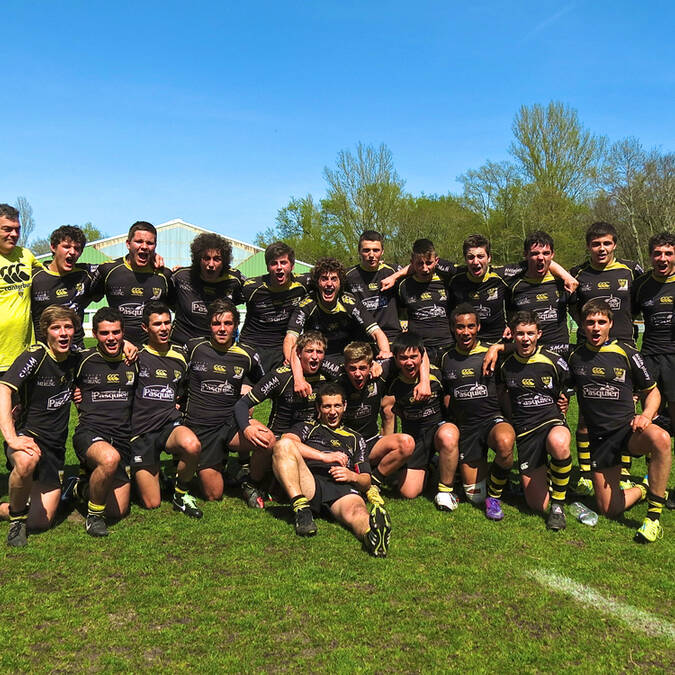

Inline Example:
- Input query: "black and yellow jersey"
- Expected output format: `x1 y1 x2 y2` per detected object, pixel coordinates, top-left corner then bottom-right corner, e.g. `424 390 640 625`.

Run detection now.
569 340 655 436
345 262 401 340
569 258 643 343
0 246 44 371
287 292 379 357
90 256 173 345
238 272 312 351
508 272 570 347
75 347 137 438
388 365 445 436
499 347 570 436
31 262 96 347
440 342 503 429
131 345 187 436
183 339 263 429
296 420 369 477
170 266 246 345
631 270 675 355
0 343 78 448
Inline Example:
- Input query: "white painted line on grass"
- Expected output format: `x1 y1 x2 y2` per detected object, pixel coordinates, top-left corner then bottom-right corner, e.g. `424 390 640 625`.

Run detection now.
532 568 675 641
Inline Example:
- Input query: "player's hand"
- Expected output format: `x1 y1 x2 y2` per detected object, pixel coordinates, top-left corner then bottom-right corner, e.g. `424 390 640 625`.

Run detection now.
379 274 397 291
328 451 349 467
631 414 651 432
123 340 139 364
8 436 41 457
563 275 579 294
244 423 275 448
370 361 383 379
294 377 312 398
329 465 353 483
502 326 512 340
73 386 83 404
376 350 393 360
482 344 503 376
557 393 569 415
153 253 166 269
413 380 432 401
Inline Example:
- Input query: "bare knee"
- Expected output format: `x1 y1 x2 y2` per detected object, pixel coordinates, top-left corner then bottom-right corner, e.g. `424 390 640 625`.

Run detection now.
97 450 120 476
140 495 161 510
400 434 415 457
12 455 39 480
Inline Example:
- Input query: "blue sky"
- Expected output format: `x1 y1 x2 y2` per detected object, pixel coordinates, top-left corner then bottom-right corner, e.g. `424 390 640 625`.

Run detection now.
2 1 673 244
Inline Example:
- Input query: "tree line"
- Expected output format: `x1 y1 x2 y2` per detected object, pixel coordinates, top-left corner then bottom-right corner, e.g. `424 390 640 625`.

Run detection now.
257 101 674 269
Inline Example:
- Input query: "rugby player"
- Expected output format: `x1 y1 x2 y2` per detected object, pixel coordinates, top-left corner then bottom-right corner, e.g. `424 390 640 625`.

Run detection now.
499 311 573 530
272 382 391 557
569 299 672 542
130 302 202 518
283 257 392 361
183 299 273 505
72 308 137 537
238 242 312 373
0 204 44 374
0 306 79 546
569 222 644 495
171 232 245 346
90 221 172 345
440 304 515 520
387 333 460 502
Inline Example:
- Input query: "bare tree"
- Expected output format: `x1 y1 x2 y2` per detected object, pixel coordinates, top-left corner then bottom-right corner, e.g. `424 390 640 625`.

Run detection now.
14 196 36 247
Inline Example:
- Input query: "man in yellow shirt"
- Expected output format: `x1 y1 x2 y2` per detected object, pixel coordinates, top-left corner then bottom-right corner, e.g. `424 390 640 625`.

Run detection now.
0 204 43 373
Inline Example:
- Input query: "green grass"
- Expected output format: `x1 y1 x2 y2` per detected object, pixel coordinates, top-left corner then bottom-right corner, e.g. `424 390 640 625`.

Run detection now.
0 399 673 673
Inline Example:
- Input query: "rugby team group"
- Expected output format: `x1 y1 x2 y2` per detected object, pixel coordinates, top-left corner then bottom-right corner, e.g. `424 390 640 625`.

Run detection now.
0 202 673 556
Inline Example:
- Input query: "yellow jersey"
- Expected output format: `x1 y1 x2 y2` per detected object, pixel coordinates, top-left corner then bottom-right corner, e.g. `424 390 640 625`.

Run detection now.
0 246 43 370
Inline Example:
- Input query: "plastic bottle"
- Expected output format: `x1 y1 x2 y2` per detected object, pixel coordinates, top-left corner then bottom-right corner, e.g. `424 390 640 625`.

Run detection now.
569 501 599 526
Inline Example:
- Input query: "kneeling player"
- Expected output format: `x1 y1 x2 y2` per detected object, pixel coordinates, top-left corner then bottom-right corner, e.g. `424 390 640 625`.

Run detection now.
569 299 672 542
440 305 515 520
272 382 391 557
0 306 80 546
387 333 460 502
73 308 136 537
130 302 202 518
499 311 573 530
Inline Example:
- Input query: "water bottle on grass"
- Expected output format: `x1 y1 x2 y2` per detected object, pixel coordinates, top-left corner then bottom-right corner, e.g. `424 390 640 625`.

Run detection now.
569 501 598 526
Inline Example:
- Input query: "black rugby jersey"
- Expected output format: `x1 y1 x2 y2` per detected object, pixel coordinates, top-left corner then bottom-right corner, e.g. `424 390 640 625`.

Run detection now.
131 345 187 435
388 365 445 436
569 340 655 436
171 267 245 345
90 257 173 345
345 262 401 339
508 273 570 346
183 339 264 428
31 262 95 347
440 342 503 429
296 420 369 477
338 365 391 441
75 347 137 438
0 344 78 447
631 271 675 355
569 258 643 343
397 274 452 349
499 347 570 436
287 292 379 357
236 365 329 435
239 273 312 350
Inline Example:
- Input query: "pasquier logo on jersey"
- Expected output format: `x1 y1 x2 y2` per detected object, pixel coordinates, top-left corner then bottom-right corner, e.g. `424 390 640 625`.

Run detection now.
142 385 174 401
455 383 488 400
191 301 207 315
47 390 72 409
119 303 143 317
92 390 130 402
582 384 619 399
201 380 234 395
517 392 554 407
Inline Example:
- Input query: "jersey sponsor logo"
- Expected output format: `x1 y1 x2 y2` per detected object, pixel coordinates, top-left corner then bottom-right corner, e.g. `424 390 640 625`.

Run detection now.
415 305 447 320
476 304 491 319
521 378 535 387
631 353 651 380
34 290 50 301
514 296 530 306
597 281 610 289
582 383 620 399
660 296 673 304
107 373 120 383
617 278 628 291
536 307 558 322
351 402 373 419
446 369 458 380
613 368 626 382
119 303 143 317
486 288 498 301
192 361 208 372
173 370 182 381
420 292 432 300
213 364 227 374
152 287 162 299
517 392 554 407
56 288 68 297
82 373 101 384
191 300 207 315
131 287 144 296
330 439 342 447
536 293 549 301
258 375 279 397
92 390 130 402
139 367 150 378
592 367 606 376
541 376 552 388
460 368 475 377
201 380 234 395
36 377 57 387
155 369 168 379
650 311 672 327
233 366 244 379
142 384 174 401
0 263 30 284
454 383 488 400
368 282 378 291
47 389 72 409
18 356 38 378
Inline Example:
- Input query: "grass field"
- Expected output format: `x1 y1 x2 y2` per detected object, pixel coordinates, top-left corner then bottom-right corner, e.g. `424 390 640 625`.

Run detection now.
0 398 673 672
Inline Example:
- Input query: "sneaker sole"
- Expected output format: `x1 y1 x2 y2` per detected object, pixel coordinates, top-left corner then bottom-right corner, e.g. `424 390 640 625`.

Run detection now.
173 504 203 519
368 507 391 557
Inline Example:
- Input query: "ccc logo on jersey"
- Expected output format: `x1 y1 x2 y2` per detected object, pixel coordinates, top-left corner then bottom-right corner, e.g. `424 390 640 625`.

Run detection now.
597 281 610 289
521 378 535 387
107 373 121 383
0 263 30 284
131 287 144 296
536 293 549 301
660 296 673 304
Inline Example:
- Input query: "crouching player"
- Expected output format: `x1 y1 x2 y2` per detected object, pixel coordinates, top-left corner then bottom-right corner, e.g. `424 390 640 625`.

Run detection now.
72 308 137 537
499 311 573 530
272 382 391 557
569 299 672 542
440 304 515 520
0 306 80 546
130 302 202 518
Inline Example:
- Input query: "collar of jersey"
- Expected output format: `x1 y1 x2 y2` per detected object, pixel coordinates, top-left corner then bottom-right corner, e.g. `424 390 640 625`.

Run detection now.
590 258 621 271
584 338 616 352
320 422 345 433
143 344 173 357
303 371 322 382
358 262 384 273
200 270 235 283
124 256 154 273
209 338 235 353
455 340 483 356
266 274 298 292
44 261 81 277
522 272 554 284
398 373 419 385
318 296 345 313
37 341 64 362
96 346 125 362
513 346 541 363
412 273 440 283
465 268 498 283
651 271 675 283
